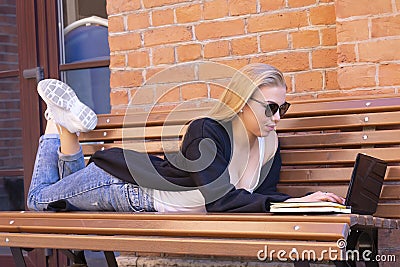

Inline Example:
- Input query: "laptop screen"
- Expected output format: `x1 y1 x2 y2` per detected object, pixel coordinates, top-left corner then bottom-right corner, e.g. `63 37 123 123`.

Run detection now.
345 153 387 215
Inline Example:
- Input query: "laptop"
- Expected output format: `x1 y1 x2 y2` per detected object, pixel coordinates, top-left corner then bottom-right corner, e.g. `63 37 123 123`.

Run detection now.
345 153 387 215
270 153 387 215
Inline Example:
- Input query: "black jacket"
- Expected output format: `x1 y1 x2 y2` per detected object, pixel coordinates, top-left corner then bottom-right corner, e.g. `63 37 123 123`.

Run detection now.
89 118 291 212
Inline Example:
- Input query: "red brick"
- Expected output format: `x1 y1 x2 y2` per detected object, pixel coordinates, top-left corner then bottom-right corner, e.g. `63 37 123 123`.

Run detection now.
260 0 285 11
150 104 179 112
177 44 202 62
284 75 293 92
291 30 319 48
317 88 396 99
321 27 337 46
109 33 142 51
130 88 155 105
312 48 337 68
310 5 336 25
372 15 400 38
231 36 258 56
143 0 187 8
110 54 125 68
215 58 250 70
335 0 392 19
108 16 124 33
144 26 192 46
203 0 229 20
181 83 208 100
127 12 150 31
379 64 400 86
286 94 315 102
204 41 230 58
288 0 315 8
359 39 400 62
152 9 174 26
229 0 257 16
146 67 165 81
195 19 245 40
248 11 308 33
146 64 196 84
110 90 129 105
325 70 338 90
155 85 180 103
210 84 227 99
176 4 202 23
260 32 288 52
152 46 175 65
107 0 141 15
336 20 369 42
251 52 309 72
198 62 237 81
110 90 129 106
337 44 357 64
294 71 323 92
337 65 376 89
111 70 143 88
127 51 150 68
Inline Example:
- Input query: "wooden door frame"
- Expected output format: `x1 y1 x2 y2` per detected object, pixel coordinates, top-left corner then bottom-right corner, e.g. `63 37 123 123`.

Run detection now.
16 0 65 266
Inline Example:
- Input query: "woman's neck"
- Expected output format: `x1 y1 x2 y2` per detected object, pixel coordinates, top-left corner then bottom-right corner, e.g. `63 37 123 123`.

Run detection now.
231 116 258 149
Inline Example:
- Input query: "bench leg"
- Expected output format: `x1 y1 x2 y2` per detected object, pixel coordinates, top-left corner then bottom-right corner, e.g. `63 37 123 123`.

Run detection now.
104 251 118 267
61 249 87 265
293 261 310 267
10 247 27 267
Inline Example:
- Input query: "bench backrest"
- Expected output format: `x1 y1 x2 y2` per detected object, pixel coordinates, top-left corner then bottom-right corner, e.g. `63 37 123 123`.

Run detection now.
79 97 400 218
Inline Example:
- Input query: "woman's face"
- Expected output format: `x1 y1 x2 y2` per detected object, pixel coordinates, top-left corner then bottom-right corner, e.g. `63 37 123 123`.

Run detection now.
241 85 287 137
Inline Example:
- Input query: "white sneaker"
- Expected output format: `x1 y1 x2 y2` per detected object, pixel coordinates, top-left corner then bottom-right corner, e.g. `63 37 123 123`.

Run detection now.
37 79 97 134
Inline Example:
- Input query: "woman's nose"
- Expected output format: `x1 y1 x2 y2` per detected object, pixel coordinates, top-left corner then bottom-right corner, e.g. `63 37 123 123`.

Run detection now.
271 112 280 123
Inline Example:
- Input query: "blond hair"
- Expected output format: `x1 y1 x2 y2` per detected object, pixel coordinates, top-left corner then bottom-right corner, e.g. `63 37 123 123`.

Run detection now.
208 63 286 121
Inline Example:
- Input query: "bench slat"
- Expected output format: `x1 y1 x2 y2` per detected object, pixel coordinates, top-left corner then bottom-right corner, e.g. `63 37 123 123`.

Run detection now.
80 125 188 142
281 147 400 165
0 218 348 240
375 204 400 218
280 129 400 149
0 211 360 224
96 108 209 128
280 166 400 183
0 232 345 260
81 140 181 155
286 97 400 117
278 185 400 200
278 111 400 132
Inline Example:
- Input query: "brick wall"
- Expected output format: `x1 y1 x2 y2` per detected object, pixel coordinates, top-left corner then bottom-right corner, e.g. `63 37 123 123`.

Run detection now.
336 0 400 97
0 0 22 170
107 0 339 113
107 0 400 113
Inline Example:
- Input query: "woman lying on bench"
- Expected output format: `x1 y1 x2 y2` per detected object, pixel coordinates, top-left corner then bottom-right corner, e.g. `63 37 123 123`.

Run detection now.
27 63 344 212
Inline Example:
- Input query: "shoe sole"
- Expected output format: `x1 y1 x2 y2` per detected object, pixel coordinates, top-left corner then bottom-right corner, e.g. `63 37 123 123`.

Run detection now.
37 79 97 131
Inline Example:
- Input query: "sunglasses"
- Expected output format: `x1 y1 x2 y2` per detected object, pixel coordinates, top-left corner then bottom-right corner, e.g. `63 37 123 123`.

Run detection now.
249 98 291 117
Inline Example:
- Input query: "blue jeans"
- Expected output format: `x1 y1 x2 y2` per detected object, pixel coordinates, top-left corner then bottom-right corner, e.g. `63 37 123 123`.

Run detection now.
27 134 155 212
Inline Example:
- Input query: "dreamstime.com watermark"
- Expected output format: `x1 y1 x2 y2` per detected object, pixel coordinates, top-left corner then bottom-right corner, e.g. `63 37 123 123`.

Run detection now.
257 239 397 262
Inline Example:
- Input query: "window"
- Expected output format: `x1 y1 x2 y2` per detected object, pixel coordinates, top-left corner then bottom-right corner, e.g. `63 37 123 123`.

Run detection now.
58 0 110 114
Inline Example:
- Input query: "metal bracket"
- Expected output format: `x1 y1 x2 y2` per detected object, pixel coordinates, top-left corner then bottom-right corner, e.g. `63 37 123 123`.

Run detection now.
22 67 44 82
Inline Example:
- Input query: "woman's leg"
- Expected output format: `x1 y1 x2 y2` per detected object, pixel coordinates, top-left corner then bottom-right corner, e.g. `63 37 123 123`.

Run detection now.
28 79 155 212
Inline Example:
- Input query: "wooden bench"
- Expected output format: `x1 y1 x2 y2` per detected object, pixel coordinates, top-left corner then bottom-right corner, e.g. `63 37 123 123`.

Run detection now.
0 96 399 267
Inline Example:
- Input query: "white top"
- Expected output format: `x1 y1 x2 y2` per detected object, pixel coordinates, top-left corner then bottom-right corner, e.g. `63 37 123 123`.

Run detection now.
144 137 270 212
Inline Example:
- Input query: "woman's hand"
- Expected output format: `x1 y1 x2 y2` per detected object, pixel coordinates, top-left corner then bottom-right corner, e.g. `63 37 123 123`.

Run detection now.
284 191 345 204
